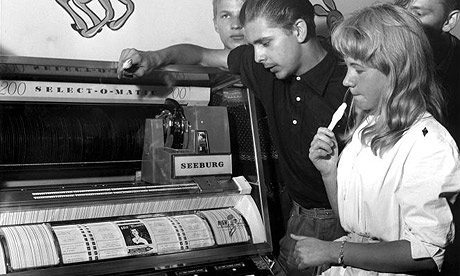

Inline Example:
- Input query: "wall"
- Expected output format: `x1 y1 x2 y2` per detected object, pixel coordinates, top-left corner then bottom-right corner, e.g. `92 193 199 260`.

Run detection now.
0 0 459 61
0 0 222 60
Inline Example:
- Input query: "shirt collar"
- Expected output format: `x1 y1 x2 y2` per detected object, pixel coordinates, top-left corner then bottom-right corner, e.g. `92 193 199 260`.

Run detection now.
294 50 338 96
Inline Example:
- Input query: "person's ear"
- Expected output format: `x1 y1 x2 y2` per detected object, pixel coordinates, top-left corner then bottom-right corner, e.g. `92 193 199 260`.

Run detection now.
442 9 459 33
293 19 308 42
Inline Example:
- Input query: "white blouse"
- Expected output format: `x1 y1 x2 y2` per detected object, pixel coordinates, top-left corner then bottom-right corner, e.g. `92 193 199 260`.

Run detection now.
329 113 460 276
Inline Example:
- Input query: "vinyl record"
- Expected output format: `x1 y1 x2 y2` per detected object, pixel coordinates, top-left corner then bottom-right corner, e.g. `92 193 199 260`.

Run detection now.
6 115 16 163
15 115 27 163
68 114 84 162
46 112 59 163
1 114 13 163
33 112 46 163
106 115 120 161
0 113 5 163
22 112 33 164
98 110 112 161
23 112 37 164
39 108 56 163
55 113 68 163
80 111 96 161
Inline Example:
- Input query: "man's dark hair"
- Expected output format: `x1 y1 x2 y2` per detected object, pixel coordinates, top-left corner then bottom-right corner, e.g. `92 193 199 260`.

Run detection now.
447 0 460 11
239 0 316 39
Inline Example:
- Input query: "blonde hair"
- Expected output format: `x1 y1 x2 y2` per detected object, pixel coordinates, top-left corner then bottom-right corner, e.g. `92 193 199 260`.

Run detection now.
332 3 444 156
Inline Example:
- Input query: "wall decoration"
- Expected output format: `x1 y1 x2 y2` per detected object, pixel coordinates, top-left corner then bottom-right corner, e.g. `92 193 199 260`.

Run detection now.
314 0 344 32
55 0 135 38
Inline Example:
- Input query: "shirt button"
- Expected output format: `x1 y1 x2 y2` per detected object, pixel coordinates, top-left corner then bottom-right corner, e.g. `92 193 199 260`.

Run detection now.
296 76 301 81
292 119 298 125
296 96 301 102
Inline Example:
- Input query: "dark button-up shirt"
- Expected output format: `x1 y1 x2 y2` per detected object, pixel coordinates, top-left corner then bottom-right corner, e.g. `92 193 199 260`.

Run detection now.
437 34 460 146
228 42 348 209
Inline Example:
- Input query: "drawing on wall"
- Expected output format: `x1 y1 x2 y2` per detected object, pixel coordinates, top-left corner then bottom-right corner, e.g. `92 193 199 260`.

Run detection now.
314 0 344 32
55 0 135 38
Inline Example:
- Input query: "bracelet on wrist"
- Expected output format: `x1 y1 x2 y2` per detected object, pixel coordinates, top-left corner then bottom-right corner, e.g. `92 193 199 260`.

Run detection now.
338 240 346 268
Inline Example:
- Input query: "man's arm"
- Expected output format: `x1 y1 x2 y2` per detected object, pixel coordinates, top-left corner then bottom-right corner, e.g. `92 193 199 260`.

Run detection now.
117 44 230 79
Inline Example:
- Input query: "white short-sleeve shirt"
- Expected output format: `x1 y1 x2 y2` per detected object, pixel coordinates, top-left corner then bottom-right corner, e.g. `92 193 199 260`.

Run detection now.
329 113 460 276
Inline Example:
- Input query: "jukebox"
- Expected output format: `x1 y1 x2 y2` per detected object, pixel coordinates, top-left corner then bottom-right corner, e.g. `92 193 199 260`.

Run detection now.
0 56 274 275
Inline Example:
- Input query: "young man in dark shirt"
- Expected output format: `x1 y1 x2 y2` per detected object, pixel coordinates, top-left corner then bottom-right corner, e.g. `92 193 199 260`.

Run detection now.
117 0 347 275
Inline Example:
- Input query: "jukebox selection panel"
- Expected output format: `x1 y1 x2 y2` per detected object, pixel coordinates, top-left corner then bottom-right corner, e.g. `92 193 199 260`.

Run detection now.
0 208 250 274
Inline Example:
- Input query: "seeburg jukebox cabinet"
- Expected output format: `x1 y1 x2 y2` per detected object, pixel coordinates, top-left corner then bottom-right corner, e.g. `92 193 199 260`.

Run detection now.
0 56 275 276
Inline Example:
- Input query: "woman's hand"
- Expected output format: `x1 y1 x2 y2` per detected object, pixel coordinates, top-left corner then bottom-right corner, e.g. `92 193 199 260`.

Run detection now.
291 234 337 270
309 127 339 178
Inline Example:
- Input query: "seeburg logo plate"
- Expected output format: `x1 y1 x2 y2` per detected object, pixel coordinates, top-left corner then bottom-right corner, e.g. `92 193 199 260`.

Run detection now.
172 154 232 177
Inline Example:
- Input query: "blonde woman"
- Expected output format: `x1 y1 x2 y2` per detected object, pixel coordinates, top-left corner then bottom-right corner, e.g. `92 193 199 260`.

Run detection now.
297 3 460 275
